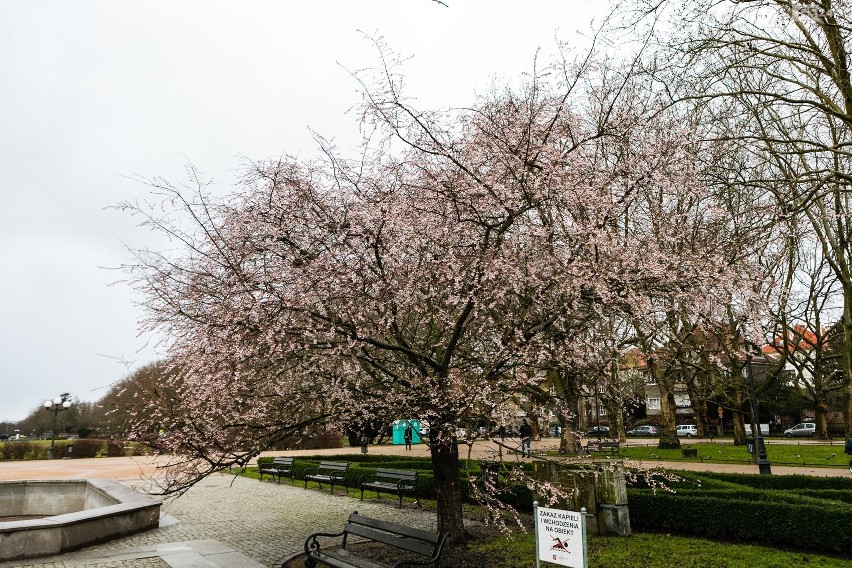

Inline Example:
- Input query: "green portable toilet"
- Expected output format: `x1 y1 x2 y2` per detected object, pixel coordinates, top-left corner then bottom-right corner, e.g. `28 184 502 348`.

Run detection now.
392 419 423 444
392 420 407 445
409 419 422 444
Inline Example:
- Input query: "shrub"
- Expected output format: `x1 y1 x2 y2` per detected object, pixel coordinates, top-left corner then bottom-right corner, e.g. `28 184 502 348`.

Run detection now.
627 472 852 554
105 439 127 457
0 441 32 460
69 439 103 458
693 471 852 491
270 430 344 451
126 442 150 456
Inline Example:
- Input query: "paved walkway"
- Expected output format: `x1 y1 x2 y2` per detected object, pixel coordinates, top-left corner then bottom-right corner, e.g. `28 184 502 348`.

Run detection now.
0 472 438 568
1 439 848 567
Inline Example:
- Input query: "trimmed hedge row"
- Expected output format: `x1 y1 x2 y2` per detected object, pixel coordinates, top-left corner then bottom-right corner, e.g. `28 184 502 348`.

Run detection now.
628 491 852 553
0 439 147 460
627 471 852 553
689 471 852 491
254 455 535 508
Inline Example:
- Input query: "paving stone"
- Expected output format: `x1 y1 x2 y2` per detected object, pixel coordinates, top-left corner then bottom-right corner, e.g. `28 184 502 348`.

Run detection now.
0 474 436 568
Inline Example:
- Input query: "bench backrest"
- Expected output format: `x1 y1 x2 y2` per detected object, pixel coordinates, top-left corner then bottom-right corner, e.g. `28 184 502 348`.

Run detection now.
317 461 350 474
273 457 294 466
374 468 418 484
344 512 446 558
598 441 619 447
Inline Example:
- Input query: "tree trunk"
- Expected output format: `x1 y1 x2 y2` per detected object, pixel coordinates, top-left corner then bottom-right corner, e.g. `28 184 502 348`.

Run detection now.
686 376 710 437
560 420 580 454
843 288 852 438
814 395 830 440
657 386 681 449
528 408 541 440
604 398 624 441
430 433 466 542
733 410 747 446
558 406 581 454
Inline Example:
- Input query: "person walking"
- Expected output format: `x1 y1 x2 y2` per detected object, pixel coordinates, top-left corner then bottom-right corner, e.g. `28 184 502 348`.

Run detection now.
519 419 533 458
404 421 413 450
498 424 506 441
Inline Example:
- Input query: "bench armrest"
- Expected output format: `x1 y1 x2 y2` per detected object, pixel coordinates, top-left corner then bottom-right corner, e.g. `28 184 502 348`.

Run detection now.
357 473 376 485
304 529 346 556
303 466 319 477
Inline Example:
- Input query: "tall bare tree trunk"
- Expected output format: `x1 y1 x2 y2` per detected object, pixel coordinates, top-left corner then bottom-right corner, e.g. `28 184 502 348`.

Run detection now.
843 289 852 438
657 385 681 449
733 409 747 446
559 395 581 454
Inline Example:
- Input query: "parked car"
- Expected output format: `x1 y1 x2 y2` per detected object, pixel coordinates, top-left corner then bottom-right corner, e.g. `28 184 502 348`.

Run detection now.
626 425 658 437
587 426 610 438
676 424 698 437
783 422 816 438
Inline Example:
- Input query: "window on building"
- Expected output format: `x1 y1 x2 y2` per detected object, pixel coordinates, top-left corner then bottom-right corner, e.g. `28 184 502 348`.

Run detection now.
647 398 661 410
598 406 607 417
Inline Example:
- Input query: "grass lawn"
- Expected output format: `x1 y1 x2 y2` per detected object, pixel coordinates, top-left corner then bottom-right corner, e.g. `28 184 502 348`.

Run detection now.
245 461 852 567
473 531 852 568
603 440 851 468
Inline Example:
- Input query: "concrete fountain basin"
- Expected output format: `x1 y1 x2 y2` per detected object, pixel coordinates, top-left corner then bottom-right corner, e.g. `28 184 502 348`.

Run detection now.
0 479 161 561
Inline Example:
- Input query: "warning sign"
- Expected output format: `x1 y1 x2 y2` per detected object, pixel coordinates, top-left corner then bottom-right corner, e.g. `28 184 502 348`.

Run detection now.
535 506 585 567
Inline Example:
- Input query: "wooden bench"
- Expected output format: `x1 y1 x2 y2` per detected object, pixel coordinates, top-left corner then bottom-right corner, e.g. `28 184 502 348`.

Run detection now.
259 456 295 484
590 440 620 455
358 468 419 508
303 461 350 494
304 512 447 568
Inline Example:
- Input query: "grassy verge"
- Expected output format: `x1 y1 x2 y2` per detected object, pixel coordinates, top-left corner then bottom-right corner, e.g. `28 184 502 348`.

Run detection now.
595 442 851 468
473 531 852 568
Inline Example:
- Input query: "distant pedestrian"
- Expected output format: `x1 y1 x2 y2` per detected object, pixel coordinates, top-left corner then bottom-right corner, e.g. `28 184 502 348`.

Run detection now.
498 424 506 441
519 419 533 458
404 422 413 450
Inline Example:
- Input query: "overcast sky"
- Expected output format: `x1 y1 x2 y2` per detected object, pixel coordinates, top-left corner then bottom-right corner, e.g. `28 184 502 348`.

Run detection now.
0 1 606 423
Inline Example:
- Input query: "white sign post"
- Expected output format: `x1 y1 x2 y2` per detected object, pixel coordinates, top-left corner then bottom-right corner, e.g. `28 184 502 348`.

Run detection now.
533 502 588 568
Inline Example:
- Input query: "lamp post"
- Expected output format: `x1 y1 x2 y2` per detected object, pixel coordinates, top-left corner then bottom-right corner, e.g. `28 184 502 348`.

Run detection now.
43 396 71 459
744 344 772 475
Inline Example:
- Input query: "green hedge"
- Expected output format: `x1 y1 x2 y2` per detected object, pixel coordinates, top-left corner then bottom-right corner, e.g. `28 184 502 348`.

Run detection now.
689 471 852 491
0 439 150 460
253 455 533 505
627 471 852 553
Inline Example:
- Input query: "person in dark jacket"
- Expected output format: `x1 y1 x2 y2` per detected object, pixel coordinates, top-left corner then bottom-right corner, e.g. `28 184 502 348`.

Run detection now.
519 419 533 458
404 422 413 450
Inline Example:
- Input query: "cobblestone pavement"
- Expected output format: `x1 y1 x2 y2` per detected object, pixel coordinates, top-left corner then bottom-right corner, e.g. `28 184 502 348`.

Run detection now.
0 474 437 568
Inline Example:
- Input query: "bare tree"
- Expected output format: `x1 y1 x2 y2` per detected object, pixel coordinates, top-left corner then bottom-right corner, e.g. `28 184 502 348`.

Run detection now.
630 0 852 436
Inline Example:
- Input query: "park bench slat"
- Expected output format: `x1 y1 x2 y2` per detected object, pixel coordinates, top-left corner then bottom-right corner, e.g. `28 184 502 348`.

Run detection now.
304 461 350 494
304 512 447 568
357 468 419 508
258 456 295 484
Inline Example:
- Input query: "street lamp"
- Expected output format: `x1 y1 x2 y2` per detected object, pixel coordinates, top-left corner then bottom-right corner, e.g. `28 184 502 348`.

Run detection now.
744 344 771 475
43 396 71 459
